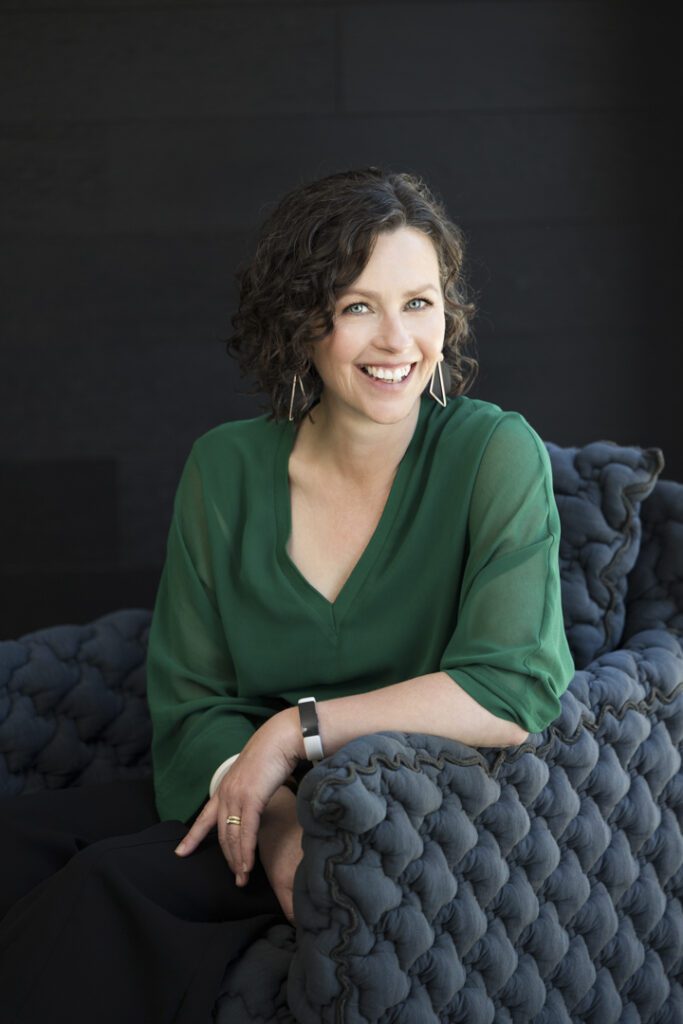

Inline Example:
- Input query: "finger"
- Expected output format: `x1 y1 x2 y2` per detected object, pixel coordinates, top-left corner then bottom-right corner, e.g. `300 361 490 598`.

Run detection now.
219 802 261 879
174 798 218 856
219 803 244 877
237 804 263 879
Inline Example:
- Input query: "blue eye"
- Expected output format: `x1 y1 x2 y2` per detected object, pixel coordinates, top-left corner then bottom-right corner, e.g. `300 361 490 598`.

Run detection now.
342 297 432 314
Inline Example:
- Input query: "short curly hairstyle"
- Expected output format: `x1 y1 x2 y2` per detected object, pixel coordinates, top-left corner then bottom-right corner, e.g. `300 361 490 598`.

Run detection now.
224 166 478 422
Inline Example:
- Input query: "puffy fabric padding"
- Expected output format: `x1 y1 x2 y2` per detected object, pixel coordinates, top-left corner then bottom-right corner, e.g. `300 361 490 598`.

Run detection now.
544 441 664 670
287 629 683 1024
211 922 298 1023
623 478 683 643
0 609 152 796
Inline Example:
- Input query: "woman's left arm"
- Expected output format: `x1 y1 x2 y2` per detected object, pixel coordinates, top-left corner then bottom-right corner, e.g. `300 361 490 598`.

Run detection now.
282 670 529 760
174 670 524 884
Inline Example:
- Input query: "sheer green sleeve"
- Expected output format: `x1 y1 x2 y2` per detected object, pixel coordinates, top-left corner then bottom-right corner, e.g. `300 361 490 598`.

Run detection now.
145 445 282 824
440 413 575 734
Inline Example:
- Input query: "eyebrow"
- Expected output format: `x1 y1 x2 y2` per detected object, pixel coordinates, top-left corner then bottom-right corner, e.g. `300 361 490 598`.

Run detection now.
338 283 439 299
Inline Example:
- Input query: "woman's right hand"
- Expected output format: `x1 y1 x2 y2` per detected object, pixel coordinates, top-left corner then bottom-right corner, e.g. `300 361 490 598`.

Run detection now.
174 708 303 885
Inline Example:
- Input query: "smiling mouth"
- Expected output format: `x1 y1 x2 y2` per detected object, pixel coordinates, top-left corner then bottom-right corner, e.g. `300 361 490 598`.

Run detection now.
357 363 416 384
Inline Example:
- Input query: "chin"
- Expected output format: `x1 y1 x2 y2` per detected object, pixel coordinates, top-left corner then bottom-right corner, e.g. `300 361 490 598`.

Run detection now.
361 398 420 425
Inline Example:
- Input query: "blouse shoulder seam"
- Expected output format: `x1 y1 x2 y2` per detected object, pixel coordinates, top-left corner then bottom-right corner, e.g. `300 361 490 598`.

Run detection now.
518 421 554 681
468 408 522 504
191 415 278 466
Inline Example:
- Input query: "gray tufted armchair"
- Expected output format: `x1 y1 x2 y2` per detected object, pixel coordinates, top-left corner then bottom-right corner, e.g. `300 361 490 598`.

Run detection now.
1 438 682 1023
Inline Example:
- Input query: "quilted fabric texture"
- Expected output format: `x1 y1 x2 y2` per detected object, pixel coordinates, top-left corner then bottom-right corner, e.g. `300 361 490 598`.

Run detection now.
286 628 683 1023
545 441 664 671
0 609 152 796
624 479 683 643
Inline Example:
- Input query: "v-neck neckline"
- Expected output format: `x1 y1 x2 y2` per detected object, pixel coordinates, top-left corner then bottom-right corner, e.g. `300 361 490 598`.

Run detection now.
274 395 430 634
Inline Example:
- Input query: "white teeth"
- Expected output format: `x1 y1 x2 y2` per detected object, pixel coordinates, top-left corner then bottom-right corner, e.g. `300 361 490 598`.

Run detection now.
362 364 412 381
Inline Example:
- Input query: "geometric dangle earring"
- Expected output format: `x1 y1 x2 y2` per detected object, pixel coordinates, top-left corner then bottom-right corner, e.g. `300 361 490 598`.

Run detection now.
428 353 447 407
288 373 308 422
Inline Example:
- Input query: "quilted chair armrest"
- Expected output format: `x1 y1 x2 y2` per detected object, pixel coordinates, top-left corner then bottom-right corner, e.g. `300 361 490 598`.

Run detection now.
287 628 683 1024
0 608 153 798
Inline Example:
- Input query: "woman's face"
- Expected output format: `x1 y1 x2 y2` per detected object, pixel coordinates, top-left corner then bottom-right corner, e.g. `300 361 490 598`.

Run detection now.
310 226 446 428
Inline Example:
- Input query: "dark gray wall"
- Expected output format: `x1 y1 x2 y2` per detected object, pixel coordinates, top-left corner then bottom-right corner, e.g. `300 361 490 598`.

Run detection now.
1 0 680 638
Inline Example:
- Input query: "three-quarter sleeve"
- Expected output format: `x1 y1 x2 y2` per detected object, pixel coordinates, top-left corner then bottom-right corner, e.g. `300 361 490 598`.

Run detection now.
145 445 282 824
439 413 575 734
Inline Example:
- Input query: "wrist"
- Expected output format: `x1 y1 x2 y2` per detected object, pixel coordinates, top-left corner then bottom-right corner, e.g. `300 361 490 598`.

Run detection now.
297 697 325 763
278 705 308 762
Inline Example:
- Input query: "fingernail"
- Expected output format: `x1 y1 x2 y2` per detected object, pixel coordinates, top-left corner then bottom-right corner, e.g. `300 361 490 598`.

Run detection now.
174 842 186 855
242 863 248 873
236 873 244 885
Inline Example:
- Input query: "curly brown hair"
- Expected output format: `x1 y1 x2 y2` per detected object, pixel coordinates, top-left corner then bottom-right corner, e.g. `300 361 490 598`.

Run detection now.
223 166 479 422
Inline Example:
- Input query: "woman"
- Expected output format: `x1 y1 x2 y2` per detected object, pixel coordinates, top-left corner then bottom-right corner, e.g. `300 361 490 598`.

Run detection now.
0 167 574 1022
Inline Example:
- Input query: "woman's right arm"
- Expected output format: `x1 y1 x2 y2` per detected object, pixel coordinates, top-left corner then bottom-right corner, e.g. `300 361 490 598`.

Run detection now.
146 445 285 825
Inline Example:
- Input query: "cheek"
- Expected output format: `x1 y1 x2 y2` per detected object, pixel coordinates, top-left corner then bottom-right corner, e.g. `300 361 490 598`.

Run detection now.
421 333 444 359
310 338 352 380
324 326 367 365
427 307 446 334
424 314 446 349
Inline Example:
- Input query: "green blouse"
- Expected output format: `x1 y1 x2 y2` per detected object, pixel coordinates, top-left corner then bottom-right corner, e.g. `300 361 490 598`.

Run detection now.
146 393 575 823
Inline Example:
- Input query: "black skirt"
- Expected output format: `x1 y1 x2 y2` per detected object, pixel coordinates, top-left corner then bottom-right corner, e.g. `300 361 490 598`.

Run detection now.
0 777 288 1023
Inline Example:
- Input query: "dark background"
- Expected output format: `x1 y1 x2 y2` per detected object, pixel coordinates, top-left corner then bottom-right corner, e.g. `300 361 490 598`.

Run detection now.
1 0 680 639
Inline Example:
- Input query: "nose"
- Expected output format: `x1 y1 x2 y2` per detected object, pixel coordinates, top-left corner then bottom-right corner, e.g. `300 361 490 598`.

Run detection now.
376 311 413 353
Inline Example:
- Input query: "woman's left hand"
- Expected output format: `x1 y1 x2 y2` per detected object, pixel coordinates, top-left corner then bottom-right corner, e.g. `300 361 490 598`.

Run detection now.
257 785 304 923
174 708 302 884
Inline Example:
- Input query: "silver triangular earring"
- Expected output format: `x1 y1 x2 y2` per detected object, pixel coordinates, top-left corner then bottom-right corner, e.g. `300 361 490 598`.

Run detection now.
288 373 308 421
429 357 447 407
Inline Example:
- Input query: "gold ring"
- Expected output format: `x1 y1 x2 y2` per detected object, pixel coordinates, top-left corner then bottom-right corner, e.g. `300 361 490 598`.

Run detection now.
225 815 242 826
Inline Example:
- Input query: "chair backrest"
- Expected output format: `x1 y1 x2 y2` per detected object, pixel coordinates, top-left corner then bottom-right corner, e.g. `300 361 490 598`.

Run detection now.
622 477 683 643
0 609 153 797
545 440 664 669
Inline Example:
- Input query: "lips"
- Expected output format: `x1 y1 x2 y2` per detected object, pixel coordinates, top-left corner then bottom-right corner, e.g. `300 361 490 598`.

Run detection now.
356 362 416 386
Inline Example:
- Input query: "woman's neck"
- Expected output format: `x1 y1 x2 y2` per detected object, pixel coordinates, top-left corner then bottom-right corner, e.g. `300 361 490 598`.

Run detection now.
294 395 421 489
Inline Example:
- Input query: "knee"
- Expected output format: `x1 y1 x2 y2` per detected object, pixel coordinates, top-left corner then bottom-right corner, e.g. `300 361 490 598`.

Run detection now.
66 821 184 886
67 835 121 878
